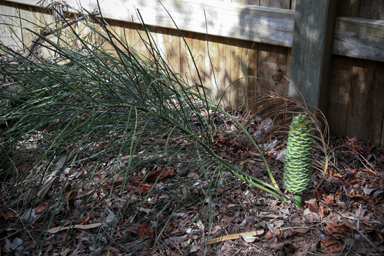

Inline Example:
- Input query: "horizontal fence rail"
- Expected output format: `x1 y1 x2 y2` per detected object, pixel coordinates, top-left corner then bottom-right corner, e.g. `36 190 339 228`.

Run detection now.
5 0 384 63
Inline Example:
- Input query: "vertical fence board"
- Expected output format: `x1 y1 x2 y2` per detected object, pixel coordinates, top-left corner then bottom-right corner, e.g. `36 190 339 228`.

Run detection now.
326 2 359 141
192 33 206 87
205 35 220 101
180 32 205 90
18 6 37 49
347 1 384 145
217 37 231 105
327 56 352 137
327 0 384 146
336 0 360 16
359 0 384 19
242 40 258 105
180 32 193 86
289 0 337 111
230 37 245 108
163 28 181 75
0 2 22 49
347 61 384 145
257 44 288 94
257 0 290 95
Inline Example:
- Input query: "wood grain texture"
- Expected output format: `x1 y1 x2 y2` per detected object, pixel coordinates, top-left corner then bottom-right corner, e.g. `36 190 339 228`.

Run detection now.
5 0 296 47
347 60 384 145
205 35 220 101
359 0 384 19
4 0 384 62
241 40 258 104
333 17 384 63
326 56 353 138
345 1 384 145
257 0 290 96
289 0 337 111
337 0 360 17
217 36 231 106
327 0 384 145
0 2 23 50
180 32 206 91
230 37 244 108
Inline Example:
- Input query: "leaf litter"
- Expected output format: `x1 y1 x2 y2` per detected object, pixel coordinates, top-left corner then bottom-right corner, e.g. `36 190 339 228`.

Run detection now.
1 107 384 255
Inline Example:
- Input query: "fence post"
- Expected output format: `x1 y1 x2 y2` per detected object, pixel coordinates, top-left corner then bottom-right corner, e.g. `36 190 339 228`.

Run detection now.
289 0 338 112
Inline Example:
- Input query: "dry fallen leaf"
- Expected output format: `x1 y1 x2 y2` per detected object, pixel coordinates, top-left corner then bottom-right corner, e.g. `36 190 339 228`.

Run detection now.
326 222 352 238
35 202 48 214
137 222 154 239
129 184 151 195
205 230 264 245
47 223 102 234
77 213 90 225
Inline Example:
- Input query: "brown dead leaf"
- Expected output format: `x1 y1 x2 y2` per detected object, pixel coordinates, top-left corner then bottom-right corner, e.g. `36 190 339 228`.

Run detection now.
137 222 154 239
17 164 29 173
325 243 343 254
2 211 18 220
306 199 319 213
35 202 48 214
306 199 325 219
131 177 144 185
303 210 320 222
206 230 264 244
326 222 352 238
293 228 309 234
130 184 151 195
63 219 72 227
323 194 338 206
77 213 90 225
42 241 51 247
348 187 362 198
265 227 281 242
321 238 338 247
145 167 175 182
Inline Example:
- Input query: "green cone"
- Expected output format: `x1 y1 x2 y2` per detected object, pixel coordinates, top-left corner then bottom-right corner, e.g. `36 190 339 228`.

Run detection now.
284 115 312 196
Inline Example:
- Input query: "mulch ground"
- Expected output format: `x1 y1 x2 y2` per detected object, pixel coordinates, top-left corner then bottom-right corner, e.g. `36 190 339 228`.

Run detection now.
1 114 384 256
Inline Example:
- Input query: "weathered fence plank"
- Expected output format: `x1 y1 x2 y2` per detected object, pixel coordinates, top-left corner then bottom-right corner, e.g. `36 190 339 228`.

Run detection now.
346 2 384 146
289 0 338 111
4 0 384 63
326 0 384 146
0 2 22 50
256 0 290 96
334 17 384 63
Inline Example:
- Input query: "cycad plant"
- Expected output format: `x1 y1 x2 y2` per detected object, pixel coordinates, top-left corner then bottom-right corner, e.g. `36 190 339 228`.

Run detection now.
0 6 286 254
283 114 313 208
242 87 330 209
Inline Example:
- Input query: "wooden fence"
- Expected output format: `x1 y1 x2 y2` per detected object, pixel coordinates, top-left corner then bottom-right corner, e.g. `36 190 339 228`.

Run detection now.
1 0 384 146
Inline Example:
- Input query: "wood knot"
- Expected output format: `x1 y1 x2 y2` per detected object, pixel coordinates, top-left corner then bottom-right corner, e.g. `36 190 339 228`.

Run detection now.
272 69 284 83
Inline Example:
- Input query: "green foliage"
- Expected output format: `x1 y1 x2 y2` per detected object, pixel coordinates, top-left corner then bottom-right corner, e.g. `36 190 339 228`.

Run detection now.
0 8 285 253
283 114 312 206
